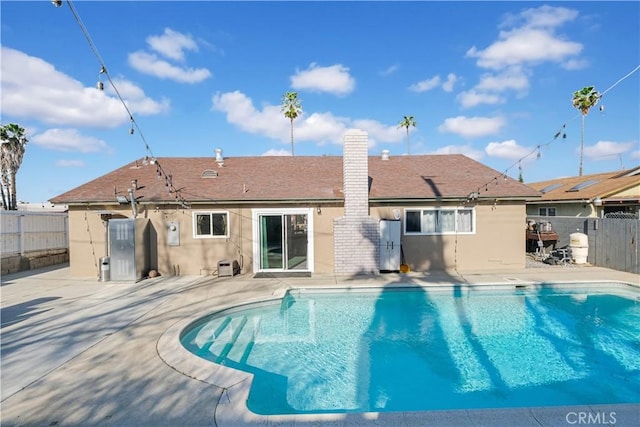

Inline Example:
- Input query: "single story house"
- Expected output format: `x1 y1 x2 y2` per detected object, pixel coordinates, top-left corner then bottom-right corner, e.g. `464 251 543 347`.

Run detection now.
50 129 541 279
526 166 640 218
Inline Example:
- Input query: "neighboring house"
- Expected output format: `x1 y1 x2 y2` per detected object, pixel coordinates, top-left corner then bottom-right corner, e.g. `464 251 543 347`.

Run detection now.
50 129 540 279
526 166 640 218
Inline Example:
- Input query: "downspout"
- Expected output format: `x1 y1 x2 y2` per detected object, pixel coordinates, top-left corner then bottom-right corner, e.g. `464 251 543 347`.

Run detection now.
128 187 138 218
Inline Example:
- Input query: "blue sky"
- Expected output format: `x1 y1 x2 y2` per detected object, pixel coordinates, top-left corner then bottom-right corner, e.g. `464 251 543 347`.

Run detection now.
1 1 639 204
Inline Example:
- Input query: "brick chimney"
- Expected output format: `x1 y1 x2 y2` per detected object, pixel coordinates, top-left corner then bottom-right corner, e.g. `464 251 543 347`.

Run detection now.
333 129 380 275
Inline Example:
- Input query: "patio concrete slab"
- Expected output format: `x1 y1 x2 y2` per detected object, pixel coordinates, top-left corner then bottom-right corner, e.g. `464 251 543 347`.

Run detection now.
1 263 638 426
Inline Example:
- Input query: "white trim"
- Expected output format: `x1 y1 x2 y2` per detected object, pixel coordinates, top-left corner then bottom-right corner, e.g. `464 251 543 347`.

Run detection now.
403 207 476 235
251 208 314 273
192 210 230 239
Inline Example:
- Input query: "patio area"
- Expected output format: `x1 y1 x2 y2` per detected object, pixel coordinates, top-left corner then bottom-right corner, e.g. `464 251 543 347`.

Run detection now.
1 264 638 426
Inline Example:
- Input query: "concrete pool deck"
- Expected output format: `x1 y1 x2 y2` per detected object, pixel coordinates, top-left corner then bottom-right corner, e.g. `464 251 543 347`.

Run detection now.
1 264 638 426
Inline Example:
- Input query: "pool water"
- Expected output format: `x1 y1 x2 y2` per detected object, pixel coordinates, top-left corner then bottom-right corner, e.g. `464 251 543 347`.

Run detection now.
180 285 640 415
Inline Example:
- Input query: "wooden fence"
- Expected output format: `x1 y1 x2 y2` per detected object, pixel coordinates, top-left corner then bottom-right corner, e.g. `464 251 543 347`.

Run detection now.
527 215 639 274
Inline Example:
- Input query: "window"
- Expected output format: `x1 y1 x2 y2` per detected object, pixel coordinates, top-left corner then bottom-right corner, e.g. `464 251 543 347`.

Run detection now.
404 208 475 234
194 211 229 238
538 207 556 216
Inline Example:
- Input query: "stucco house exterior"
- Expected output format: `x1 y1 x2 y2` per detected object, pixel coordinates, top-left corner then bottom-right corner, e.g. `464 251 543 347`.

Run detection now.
526 166 640 218
50 130 541 279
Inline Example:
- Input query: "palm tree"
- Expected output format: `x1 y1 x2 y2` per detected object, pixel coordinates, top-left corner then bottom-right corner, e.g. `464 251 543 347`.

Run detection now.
572 86 601 176
398 115 417 155
281 91 302 156
0 123 28 210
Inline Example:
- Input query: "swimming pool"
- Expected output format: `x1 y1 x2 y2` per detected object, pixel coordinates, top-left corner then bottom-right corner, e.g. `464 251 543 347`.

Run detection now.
180 283 640 415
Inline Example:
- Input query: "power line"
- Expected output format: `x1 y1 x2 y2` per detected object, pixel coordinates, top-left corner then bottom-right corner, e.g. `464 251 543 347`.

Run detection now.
467 63 640 200
56 0 189 208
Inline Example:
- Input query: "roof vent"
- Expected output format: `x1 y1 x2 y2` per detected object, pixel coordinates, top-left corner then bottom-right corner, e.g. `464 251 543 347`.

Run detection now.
201 169 218 178
381 149 390 161
215 148 224 166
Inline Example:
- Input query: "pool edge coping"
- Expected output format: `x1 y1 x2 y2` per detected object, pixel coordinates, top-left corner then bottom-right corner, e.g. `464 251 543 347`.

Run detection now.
156 280 640 426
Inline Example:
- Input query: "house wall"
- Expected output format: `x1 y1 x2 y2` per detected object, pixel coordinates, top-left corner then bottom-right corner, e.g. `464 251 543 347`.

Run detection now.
526 203 596 217
67 203 340 278
371 201 528 271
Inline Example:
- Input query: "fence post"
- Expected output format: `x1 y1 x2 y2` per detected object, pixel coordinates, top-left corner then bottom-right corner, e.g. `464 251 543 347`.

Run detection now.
19 213 25 256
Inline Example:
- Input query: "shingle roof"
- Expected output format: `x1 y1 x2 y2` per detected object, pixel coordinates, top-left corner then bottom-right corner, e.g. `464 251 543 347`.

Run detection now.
527 166 640 202
50 154 541 204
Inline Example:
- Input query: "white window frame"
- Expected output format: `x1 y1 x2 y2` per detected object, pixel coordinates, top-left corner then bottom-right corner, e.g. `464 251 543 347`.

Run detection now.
404 207 476 235
538 207 557 217
193 211 230 239
251 208 314 273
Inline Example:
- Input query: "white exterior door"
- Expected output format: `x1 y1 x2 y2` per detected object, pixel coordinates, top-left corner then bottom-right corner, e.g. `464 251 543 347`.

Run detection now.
379 219 401 271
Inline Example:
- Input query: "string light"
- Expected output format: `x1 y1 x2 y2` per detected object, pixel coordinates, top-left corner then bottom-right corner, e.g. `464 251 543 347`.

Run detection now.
463 63 638 197
52 0 192 207
53 0 640 211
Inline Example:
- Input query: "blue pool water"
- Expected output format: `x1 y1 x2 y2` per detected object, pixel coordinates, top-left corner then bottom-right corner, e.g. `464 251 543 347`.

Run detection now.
180 284 640 415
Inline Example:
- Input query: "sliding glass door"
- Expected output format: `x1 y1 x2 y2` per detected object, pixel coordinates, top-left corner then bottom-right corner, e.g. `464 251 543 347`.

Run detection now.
257 211 310 271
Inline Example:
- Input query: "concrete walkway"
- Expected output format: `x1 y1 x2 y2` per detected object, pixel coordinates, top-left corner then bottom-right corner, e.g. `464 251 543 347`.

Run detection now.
1 264 638 426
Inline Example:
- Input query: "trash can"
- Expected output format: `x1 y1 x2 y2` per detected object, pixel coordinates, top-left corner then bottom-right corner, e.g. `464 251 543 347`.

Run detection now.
99 256 111 282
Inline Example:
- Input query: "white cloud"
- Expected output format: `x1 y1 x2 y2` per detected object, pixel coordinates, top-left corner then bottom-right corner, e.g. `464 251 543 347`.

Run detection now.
31 128 108 153
0 47 167 128
351 119 404 147
457 90 505 109
442 73 458 92
476 68 529 93
56 159 86 167
262 149 291 156
485 139 531 160
583 141 636 160
438 116 506 138
561 58 589 70
290 63 355 96
429 145 484 161
409 73 458 93
146 28 198 62
107 78 170 115
128 51 211 83
211 90 402 147
466 5 583 70
409 76 441 93
380 64 400 76
631 150 640 160
459 5 583 110
467 28 582 70
502 5 579 30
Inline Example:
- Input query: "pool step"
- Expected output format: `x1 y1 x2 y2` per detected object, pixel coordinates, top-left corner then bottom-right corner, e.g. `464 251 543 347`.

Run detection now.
192 316 231 354
226 317 259 363
216 316 248 363
207 316 247 358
